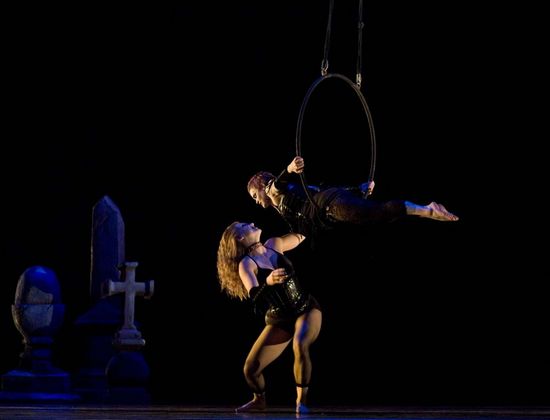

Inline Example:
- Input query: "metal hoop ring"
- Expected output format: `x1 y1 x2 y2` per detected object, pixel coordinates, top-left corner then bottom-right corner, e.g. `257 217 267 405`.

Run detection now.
295 73 377 209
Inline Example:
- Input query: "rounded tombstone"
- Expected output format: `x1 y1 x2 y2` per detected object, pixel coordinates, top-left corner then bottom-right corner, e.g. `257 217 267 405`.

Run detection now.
12 266 65 341
1 266 79 397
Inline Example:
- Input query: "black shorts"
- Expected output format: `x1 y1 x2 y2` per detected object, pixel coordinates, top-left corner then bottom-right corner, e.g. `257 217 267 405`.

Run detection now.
265 295 321 334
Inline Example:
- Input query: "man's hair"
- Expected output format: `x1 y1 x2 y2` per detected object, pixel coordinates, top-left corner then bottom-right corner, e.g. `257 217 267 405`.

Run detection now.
247 171 275 192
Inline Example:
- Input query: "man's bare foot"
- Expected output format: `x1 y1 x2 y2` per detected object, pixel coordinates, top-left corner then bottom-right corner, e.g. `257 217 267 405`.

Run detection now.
296 402 310 414
427 202 459 221
235 394 266 413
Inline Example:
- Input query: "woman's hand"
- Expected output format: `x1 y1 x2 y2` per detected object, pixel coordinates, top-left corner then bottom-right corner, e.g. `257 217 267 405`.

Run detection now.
267 268 288 285
287 156 304 174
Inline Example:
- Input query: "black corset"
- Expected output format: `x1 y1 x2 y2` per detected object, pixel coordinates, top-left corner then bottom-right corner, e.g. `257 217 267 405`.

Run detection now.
263 276 310 317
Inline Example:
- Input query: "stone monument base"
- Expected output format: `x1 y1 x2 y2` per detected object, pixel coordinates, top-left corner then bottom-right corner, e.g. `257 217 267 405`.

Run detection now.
0 369 79 402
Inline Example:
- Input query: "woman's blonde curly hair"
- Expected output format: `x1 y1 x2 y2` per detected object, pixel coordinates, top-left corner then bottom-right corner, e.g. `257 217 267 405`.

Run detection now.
216 222 248 300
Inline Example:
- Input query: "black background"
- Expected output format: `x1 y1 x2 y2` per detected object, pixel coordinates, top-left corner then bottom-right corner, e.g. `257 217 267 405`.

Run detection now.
1 2 545 407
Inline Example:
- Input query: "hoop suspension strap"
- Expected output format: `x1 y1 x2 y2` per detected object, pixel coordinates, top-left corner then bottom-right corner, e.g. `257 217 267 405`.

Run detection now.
320 0 365 88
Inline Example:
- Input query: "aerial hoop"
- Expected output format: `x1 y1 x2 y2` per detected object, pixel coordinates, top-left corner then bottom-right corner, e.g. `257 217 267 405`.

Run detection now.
295 72 377 209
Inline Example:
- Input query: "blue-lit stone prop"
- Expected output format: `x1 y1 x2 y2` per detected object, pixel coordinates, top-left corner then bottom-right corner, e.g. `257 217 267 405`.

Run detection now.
0 266 79 402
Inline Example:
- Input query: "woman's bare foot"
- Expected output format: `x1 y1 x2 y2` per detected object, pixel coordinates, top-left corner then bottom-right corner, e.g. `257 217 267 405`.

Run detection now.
296 402 310 414
426 202 459 221
235 393 266 413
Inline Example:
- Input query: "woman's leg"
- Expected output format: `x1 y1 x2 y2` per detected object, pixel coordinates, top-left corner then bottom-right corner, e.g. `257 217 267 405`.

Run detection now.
292 308 322 414
236 325 292 413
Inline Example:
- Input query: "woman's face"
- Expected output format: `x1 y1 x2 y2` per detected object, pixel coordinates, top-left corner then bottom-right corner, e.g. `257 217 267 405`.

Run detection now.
249 185 271 208
236 222 261 245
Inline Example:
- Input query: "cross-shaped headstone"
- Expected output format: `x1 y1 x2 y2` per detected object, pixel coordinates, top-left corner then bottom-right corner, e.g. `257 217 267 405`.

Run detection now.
106 262 154 347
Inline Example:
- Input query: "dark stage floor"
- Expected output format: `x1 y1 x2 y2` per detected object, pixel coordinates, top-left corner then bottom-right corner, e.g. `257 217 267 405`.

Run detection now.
0 405 549 420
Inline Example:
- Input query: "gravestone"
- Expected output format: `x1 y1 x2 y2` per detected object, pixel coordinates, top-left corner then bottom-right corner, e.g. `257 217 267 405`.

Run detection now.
73 196 125 402
0 266 79 402
105 262 154 403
